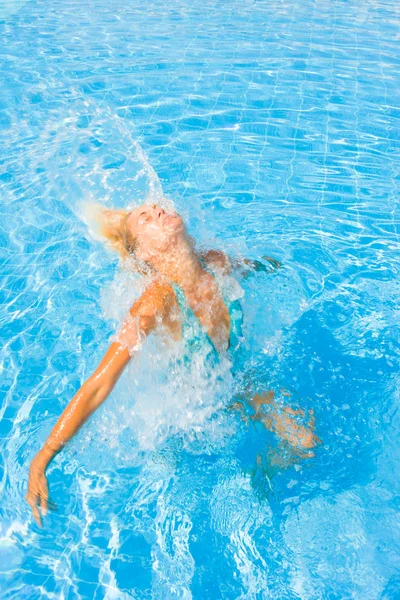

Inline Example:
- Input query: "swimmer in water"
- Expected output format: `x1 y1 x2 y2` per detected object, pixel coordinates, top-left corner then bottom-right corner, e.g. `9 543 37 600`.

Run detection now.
26 203 321 526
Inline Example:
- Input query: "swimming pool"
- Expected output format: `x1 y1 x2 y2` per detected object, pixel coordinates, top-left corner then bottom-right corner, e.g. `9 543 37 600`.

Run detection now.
1 0 400 597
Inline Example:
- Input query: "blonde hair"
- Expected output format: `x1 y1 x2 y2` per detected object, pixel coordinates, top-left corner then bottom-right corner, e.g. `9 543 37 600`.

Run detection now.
97 207 152 275
82 203 137 260
119 212 137 257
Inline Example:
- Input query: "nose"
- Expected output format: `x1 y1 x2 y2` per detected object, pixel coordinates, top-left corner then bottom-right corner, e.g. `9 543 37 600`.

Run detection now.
153 204 164 219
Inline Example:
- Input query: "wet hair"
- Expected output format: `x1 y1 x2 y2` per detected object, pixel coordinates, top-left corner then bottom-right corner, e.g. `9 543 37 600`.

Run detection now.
120 212 137 256
96 209 137 260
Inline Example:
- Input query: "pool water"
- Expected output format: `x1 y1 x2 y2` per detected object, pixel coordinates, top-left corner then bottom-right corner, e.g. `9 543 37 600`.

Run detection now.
1 0 400 598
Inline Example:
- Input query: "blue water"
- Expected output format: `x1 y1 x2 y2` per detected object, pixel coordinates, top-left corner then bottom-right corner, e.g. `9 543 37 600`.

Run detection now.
1 0 400 597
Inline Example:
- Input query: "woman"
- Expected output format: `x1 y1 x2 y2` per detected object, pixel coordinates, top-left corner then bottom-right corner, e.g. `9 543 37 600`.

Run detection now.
26 202 320 526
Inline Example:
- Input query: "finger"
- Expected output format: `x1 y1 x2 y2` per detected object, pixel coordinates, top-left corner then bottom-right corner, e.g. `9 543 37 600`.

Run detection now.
39 490 48 516
28 500 42 528
308 415 316 428
26 491 39 509
32 506 42 528
262 256 282 269
307 408 316 428
26 490 43 527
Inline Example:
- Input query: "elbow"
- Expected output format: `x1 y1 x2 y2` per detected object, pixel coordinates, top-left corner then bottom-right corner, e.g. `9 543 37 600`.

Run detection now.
94 381 115 408
84 378 114 413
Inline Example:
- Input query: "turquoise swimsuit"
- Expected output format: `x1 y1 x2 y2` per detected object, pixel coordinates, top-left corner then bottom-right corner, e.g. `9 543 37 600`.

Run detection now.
170 270 245 362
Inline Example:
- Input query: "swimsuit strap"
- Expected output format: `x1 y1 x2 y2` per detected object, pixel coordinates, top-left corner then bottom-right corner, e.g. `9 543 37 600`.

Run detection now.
171 258 244 354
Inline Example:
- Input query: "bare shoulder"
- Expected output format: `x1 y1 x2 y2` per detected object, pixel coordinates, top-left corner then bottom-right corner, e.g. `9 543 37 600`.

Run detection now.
200 249 233 275
129 279 177 320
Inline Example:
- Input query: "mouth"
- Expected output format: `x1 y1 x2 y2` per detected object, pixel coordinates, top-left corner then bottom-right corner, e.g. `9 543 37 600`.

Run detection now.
164 212 180 224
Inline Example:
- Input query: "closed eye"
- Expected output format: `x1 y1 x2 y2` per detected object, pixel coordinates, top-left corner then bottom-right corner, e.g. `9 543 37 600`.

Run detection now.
139 211 151 224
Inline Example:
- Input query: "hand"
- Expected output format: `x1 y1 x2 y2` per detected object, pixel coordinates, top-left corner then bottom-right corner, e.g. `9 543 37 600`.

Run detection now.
26 456 53 527
261 256 282 270
251 256 282 273
240 256 282 278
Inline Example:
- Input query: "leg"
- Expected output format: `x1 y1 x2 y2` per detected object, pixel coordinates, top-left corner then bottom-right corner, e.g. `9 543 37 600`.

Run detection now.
247 390 321 456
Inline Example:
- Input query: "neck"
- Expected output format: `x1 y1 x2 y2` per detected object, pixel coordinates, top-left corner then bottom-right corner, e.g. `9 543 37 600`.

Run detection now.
151 243 207 293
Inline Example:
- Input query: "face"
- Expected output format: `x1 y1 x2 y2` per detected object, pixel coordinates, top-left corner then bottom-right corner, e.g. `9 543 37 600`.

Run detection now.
125 203 187 262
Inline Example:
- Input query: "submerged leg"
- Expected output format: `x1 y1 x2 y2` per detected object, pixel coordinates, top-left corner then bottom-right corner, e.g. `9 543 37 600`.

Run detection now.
249 391 322 456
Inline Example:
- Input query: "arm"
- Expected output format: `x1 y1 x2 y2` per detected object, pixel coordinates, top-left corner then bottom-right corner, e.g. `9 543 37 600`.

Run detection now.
200 249 281 278
26 282 173 526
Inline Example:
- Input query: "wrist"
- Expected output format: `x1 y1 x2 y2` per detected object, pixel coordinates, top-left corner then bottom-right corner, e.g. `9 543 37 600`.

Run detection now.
33 450 51 471
33 439 59 471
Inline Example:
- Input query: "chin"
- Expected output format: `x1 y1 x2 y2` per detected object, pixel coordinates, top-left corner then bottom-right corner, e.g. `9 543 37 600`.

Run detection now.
168 215 185 233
